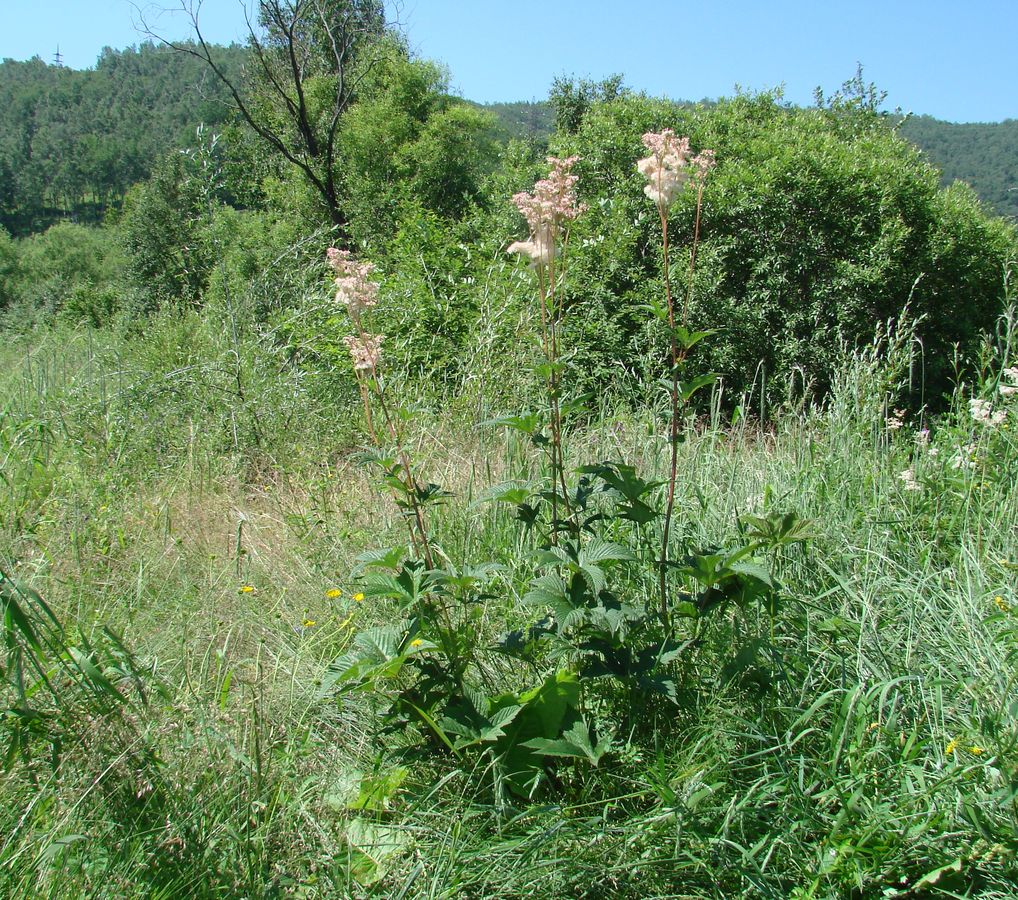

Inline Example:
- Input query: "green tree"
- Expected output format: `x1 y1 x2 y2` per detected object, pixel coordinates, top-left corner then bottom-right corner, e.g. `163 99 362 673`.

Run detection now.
145 0 387 229
544 90 1016 407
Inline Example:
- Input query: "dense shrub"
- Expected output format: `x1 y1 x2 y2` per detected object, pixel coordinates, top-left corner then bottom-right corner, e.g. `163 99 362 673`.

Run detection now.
117 152 215 309
543 91 1017 408
0 221 124 327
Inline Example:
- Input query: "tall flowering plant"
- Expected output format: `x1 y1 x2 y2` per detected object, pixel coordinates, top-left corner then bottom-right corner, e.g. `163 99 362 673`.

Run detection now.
321 140 807 800
637 130 716 618
503 156 585 542
327 247 434 569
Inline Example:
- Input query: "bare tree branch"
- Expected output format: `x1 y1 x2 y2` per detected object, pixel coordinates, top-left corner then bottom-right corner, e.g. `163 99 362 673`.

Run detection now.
136 0 391 230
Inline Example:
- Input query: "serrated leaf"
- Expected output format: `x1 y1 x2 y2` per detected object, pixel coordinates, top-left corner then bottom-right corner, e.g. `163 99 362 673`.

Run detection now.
352 546 407 574
522 719 610 766
678 373 718 403
355 626 402 661
523 573 569 609
673 326 715 351
480 412 544 435
470 480 534 508
581 538 637 564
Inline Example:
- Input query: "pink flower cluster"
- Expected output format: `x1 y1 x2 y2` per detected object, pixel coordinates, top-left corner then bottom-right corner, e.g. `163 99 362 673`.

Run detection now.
636 130 715 212
328 247 383 374
508 156 585 268
327 247 379 320
970 397 1007 427
1000 366 1018 398
343 333 384 373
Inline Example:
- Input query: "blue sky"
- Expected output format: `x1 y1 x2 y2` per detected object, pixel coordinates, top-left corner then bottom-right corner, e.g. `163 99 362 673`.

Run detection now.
2 0 1015 123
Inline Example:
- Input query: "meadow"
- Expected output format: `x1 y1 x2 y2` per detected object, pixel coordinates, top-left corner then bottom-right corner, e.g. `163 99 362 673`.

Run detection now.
2 29 1018 897
2 275 1018 896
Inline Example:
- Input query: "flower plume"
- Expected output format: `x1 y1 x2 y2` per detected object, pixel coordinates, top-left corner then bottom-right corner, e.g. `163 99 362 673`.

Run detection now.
508 155 584 268
637 131 715 212
637 130 691 211
327 247 379 319
343 333 383 373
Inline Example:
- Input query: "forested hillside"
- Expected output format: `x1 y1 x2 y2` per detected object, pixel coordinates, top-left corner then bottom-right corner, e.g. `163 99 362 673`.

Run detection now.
0 43 245 234
899 115 1018 218
3 47 1015 236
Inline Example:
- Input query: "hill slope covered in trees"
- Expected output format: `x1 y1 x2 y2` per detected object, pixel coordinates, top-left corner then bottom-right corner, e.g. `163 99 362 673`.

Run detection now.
0 43 245 234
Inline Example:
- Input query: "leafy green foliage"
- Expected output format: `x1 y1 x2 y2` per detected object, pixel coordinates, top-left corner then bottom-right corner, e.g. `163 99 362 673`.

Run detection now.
550 90 1016 407
0 45 245 234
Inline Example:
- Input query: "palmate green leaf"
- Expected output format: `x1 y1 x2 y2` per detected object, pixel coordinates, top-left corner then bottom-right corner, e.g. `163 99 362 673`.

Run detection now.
533 360 566 380
533 545 572 569
522 718 610 766
353 546 407 574
430 561 505 592
359 573 416 605
355 626 402 661
523 574 570 612
559 393 593 419
641 298 670 322
353 449 400 474
480 412 544 436
678 372 718 403
318 625 412 697
740 510 814 547
577 563 606 599
440 699 524 748
673 550 729 587
414 482 452 506
580 538 637 565
673 326 716 351
470 480 535 508
579 462 662 523
727 559 773 587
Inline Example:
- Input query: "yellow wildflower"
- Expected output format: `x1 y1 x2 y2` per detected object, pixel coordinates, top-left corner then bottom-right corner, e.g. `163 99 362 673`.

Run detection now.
239 585 255 594
945 739 958 755
353 592 365 603
994 595 1011 613
969 746 985 755
410 638 424 648
326 588 342 599
303 619 316 628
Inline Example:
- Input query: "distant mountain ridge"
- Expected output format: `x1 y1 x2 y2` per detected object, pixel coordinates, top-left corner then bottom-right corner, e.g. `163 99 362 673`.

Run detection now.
1 47 1014 236
896 116 1017 219
481 100 1018 220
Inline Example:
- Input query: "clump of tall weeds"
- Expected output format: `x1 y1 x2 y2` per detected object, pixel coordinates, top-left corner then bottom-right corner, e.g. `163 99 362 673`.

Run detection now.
319 142 810 805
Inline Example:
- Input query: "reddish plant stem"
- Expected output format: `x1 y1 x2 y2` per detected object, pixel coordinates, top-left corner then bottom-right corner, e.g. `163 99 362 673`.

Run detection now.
356 376 378 444
372 382 435 571
546 250 573 527
536 264 559 546
658 208 679 623
659 184 707 621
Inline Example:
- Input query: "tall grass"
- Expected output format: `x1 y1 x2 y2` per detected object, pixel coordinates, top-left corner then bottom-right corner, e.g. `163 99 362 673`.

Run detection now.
2 310 1018 897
